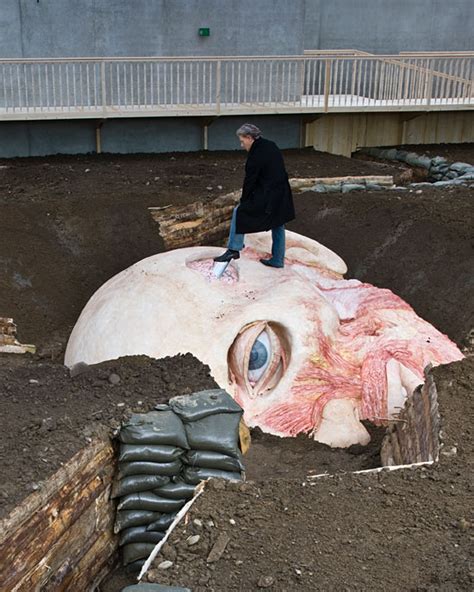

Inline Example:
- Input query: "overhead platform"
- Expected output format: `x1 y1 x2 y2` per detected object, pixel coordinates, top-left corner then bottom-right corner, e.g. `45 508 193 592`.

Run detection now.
0 51 472 121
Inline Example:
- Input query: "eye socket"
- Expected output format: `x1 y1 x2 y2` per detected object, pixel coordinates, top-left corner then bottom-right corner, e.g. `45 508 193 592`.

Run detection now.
228 321 289 399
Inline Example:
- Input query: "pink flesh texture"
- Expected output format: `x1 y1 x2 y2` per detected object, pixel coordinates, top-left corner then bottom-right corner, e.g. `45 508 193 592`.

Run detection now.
236 247 463 438
187 259 239 283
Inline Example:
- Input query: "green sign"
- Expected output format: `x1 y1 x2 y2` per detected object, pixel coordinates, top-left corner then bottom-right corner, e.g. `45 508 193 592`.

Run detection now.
198 28 210 37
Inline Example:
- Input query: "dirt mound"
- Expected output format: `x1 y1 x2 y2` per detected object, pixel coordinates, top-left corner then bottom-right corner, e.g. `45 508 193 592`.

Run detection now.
138 357 473 592
1 147 473 591
244 424 385 481
290 185 474 345
390 142 474 165
0 151 471 356
0 353 217 518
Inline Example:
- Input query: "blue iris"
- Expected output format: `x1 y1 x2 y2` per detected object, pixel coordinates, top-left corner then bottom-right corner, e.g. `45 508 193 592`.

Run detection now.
249 339 268 371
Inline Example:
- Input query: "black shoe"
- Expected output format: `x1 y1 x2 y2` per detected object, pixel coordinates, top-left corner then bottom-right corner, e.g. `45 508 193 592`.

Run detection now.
260 258 284 268
213 249 240 263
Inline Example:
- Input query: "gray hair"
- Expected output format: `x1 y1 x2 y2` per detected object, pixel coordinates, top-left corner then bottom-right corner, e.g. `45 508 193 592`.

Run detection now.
236 123 262 139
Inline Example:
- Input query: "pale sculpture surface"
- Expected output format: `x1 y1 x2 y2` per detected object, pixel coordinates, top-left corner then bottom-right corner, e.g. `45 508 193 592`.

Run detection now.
65 231 463 448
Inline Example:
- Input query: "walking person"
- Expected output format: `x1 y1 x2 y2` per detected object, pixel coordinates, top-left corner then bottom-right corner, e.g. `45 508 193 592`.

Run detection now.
214 124 295 268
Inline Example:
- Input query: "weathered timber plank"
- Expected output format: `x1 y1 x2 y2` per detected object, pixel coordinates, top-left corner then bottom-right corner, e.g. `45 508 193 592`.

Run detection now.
63 532 118 592
13 488 116 591
288 175 393 189
381 368 441 466
0 439 110 534
0 317 36 354
0 439 115 592
149 177 394 250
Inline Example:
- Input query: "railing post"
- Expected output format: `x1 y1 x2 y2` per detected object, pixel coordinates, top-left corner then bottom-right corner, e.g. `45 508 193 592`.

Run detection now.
323 59 331 112
425 59 433 107
101 61 107 113
216 60 221 114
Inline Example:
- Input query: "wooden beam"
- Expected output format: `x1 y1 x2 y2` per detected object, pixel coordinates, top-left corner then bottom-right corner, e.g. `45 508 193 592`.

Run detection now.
0 439 117 592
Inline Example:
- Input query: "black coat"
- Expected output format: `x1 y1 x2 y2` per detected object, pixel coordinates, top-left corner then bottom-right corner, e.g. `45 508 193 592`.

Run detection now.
235 137 295 234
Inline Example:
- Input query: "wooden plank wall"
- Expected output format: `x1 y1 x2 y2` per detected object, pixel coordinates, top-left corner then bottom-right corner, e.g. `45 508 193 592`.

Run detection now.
0 439 118 592
381 368 440 466
306 111 474 157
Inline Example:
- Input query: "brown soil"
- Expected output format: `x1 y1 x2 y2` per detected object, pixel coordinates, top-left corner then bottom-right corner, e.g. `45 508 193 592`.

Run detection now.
391 142 474 164
1 146 473 591
289 186 474 346
244 423 385 481
0 353 218 519
0 149 406 207
139 357 473 592
0 149 471 355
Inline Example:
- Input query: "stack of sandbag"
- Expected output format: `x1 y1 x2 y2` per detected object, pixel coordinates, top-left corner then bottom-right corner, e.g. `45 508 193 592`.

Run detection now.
113 389 244 573
169 389 245 485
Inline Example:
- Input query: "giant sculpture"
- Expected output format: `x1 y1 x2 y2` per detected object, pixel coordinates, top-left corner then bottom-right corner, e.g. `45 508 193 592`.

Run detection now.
65 231 463 448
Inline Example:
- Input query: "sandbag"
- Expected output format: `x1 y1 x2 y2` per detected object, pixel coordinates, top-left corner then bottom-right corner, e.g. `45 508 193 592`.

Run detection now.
120 410 189 449
111 474 170 499
122 542 156 566
123 559 146 574
119 460 182 478
182 411 242 458
119 444 184 463
118 492 186 513
169 389 243 422
147 512 178 532
119 526 166 546
449 162 472 174
310 183 328 193
114 510 162 533
184 450 244 472
154 480 197 500
342 183 365 193
182 466 242 485
430 156 448 167
122 585 191 592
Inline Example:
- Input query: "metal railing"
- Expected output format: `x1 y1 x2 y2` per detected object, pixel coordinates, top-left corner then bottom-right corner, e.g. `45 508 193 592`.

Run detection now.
0 52 472 119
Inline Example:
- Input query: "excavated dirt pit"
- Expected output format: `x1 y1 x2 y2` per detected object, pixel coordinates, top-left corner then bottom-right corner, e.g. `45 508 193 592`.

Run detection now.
0 144 473 591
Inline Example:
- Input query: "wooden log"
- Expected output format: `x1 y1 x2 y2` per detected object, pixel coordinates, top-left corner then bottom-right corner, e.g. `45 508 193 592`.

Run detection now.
413 387 429 462
289 175 394 189
63 531 118 592
16 488 116 591
380 368 441 466
148 178 394 250
0 439 117 592
0 317 36 354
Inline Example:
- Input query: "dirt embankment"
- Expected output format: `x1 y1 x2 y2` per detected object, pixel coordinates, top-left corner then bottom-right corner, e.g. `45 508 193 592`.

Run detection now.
140 358 473 592
1 149 472 354
289 186 474 345
0 145 472 591
0 354 218 519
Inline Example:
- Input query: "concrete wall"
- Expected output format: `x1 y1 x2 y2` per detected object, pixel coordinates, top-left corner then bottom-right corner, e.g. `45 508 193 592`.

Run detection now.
304 0 474 53
0 0 304 58
0 115 303 158
2 0 473 59
0 1 472 157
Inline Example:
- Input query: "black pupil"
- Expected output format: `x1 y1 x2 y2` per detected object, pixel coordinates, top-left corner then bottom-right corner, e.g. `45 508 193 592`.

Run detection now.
249 339 268 371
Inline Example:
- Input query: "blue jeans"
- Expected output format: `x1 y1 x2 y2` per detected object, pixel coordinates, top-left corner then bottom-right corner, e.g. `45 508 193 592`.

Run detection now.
227 206 285 266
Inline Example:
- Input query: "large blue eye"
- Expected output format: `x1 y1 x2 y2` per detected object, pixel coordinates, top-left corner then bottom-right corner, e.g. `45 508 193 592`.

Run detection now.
248 331 271 383
249 339 268 370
